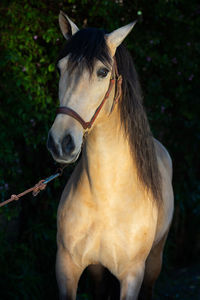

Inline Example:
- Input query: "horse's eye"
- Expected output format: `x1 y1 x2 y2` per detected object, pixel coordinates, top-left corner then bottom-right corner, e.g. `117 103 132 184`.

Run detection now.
97 68 109 78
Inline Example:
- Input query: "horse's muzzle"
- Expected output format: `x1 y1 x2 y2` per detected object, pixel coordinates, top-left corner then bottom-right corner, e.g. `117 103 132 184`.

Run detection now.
47 131 79 164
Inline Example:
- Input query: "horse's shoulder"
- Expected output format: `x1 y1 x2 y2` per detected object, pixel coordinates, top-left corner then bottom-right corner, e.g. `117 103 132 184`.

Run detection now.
153 138 173 180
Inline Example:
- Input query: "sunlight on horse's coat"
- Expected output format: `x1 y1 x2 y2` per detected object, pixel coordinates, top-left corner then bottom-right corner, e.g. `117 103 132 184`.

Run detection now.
47 12 174 300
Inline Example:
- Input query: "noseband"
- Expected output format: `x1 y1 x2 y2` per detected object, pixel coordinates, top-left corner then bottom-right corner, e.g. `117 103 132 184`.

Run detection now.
56 58 122 130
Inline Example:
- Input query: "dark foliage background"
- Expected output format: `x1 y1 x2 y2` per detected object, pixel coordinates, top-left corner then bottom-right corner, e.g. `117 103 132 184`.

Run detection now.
0 0 200 299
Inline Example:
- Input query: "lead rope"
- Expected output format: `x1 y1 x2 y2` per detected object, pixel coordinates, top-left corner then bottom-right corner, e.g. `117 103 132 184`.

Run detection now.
0 166 66 208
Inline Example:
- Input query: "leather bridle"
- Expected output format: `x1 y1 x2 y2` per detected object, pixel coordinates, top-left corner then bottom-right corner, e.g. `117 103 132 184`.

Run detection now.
56 58 122 131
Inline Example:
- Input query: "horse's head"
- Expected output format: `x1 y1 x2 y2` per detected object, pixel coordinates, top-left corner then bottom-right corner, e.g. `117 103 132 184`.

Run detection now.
47 11 135 164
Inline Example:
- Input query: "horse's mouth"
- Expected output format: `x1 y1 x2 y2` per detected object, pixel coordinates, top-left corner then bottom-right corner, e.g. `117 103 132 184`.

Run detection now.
69 149 81 163
53 149 81 165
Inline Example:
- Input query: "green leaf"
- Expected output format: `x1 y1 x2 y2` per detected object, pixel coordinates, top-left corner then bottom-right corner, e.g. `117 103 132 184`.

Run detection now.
48 64 55 72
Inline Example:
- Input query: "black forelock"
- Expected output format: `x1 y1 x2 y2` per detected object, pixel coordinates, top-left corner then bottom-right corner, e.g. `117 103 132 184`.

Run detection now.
57 28 112 74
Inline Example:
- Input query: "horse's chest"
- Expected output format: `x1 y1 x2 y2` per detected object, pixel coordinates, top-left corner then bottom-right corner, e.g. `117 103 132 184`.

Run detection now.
62 205 155 276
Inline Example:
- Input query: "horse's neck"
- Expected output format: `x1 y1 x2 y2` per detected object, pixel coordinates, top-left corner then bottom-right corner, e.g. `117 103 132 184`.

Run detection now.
82 106 138 193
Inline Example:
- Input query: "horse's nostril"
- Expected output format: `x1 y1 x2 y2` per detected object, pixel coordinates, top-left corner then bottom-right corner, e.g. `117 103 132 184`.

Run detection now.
47 132 59 157
62 134 75 155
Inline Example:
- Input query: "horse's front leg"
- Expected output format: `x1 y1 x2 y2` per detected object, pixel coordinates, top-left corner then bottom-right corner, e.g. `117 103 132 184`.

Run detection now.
56 245 83 300
119 263 145 300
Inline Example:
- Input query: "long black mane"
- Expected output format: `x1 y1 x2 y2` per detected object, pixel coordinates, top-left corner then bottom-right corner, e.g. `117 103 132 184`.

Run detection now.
58 28 162 203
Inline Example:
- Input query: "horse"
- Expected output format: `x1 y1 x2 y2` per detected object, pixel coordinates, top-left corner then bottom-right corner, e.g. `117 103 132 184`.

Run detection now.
47 11 174 300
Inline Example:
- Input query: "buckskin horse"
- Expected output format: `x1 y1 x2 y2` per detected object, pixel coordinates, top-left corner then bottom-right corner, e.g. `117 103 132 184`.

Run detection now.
47 11 174 300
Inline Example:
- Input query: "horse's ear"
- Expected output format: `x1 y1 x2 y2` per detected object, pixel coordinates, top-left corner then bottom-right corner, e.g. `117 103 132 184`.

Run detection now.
59 11 79 40
105 21 137 56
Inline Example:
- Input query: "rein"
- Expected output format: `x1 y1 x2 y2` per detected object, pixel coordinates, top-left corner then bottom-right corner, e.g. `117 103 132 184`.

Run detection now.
56 58 122 130
0 167 65 208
